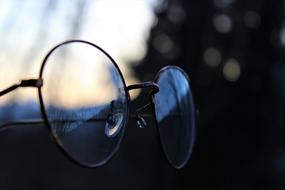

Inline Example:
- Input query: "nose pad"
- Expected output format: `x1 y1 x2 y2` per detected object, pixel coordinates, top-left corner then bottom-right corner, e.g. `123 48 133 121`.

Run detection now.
136 113 147 128
104 100 124 138
135 101 153 129
105 112 124 137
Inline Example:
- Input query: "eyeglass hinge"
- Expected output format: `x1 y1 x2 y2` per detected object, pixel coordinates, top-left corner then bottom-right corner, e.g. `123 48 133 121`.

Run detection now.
20 79 43 88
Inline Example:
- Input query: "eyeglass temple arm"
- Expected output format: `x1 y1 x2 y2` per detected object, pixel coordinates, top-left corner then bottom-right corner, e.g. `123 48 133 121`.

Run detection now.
0 114 154 133
0 82 157 131
0 79 43 97
0 115 155 136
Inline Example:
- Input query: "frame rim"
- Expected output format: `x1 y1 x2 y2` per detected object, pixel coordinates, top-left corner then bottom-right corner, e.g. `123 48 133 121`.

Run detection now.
37 39 130 168
152 65 196 169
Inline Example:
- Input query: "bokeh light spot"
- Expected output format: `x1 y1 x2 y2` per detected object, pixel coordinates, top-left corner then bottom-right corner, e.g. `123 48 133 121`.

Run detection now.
213 0 235 9
203 47 222 67
244 11 260 29
153 33 178 60
167 4 186 24
279 27 285 47
213 14 232 34
223 58 241 82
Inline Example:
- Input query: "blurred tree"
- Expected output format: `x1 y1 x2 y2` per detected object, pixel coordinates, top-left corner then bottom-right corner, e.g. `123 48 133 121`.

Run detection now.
134 0 285 189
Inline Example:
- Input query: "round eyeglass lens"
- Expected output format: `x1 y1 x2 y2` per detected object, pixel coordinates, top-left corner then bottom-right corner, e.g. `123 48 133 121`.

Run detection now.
39 41 128 167
154 66 195 169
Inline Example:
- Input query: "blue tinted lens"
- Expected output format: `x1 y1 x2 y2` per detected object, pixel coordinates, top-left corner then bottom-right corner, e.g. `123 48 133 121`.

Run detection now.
154 66 195 169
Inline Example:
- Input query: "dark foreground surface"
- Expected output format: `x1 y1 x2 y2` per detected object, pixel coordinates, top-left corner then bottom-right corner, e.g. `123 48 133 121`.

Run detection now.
0 119 196 190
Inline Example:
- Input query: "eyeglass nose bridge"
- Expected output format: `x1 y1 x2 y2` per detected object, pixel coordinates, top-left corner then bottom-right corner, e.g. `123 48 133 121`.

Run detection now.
126 82 159 95
126 82 159 128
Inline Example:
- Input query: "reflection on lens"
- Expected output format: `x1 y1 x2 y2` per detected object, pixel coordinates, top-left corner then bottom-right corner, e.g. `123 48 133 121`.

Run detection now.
40 41 128 167
154 66 195 169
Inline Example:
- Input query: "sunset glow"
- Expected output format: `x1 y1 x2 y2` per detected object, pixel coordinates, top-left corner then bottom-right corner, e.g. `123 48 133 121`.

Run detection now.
0 0 157 106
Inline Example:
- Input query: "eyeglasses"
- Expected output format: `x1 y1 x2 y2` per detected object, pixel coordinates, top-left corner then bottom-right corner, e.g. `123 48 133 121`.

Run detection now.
0 40 195 169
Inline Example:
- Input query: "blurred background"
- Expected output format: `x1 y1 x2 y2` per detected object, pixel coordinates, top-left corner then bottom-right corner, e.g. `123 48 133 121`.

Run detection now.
0 0 284 189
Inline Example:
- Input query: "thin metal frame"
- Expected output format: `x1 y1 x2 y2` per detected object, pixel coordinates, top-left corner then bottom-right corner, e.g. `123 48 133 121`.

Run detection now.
153 65 196 169
0 40 195 169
